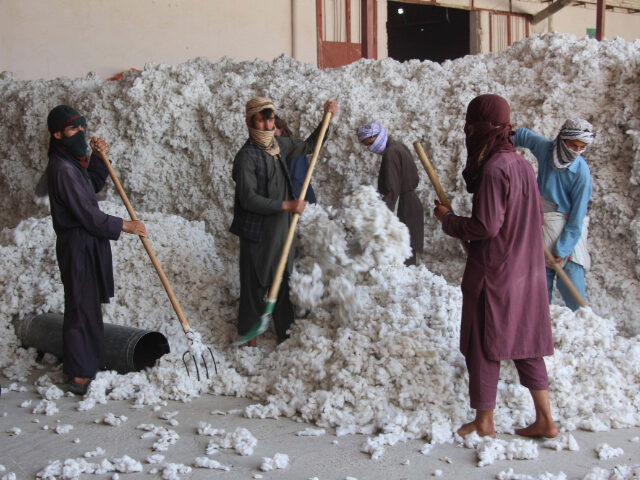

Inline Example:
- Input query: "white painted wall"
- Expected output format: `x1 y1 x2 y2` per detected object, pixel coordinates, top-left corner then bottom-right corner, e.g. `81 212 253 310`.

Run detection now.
0 0 318 80
550 6 640 39
377 0 389 59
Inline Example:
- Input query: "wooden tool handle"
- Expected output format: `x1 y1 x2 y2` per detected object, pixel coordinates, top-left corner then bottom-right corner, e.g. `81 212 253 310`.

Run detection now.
96 151 191 333
413 141 452 210
543 245 587 308
413 141 469 254
267 111 333 303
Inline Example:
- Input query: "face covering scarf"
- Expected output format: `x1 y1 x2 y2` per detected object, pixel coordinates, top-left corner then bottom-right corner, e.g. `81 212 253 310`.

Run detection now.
246 96 280 156
552 118 595 169
48 107 89 169
55 130 89 168
357 122 388 155
461 95 515 194
249 126 280 156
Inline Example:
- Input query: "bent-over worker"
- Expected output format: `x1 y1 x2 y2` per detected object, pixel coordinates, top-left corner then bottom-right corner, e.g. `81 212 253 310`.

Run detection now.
357 122 424 265
513 119 594 311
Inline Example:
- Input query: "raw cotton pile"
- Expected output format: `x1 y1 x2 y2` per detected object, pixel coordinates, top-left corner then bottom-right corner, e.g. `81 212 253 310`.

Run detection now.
1 32 639 334
0 32 639 457
225 187 640 456
1 185 639 461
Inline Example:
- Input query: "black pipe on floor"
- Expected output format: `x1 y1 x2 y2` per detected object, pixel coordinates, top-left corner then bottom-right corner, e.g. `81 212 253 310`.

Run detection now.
13 313 170 374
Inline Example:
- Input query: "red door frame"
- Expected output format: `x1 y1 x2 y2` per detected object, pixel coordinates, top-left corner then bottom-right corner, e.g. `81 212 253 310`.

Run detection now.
316 0 377 68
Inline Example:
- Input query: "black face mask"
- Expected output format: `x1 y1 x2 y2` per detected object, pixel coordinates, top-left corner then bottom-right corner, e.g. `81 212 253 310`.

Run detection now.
56 130 88 160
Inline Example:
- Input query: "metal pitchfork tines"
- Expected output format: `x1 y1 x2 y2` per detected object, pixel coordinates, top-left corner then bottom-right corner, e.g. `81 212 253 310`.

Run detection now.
182 347 218 381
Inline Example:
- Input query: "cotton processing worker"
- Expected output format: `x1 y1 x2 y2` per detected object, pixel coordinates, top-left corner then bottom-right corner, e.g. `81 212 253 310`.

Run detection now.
433 94 558 439
357 122 424 266
46 105 147 395
230 97 338 347
513 119 594 311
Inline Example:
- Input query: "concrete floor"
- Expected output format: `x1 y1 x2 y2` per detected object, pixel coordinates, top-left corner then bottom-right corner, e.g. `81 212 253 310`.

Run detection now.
1 373 639 480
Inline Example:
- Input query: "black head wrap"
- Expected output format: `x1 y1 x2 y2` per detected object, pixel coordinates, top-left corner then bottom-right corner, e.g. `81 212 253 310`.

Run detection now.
47 105 89 168
47 105 86 133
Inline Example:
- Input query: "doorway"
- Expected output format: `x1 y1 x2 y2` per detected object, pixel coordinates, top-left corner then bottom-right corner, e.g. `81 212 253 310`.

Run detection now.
316 0 378 69
387 1 470 63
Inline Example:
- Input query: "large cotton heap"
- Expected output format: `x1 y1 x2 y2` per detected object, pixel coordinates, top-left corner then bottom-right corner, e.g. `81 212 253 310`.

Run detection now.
1 185 639 457
1 34 638 334
232 189 640 455
0 32 639 453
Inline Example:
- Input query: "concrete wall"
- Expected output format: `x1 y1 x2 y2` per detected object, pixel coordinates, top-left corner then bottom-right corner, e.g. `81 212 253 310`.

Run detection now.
549 6 640 39
473 0 640 52
0 0 318 80
504 0 640 41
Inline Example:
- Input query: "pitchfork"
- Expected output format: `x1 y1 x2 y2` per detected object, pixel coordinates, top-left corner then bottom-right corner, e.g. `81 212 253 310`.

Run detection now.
95 147 218 380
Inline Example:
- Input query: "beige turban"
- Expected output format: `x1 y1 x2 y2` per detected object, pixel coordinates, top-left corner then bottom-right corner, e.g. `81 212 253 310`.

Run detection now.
245 97 277 118
246 97 280 156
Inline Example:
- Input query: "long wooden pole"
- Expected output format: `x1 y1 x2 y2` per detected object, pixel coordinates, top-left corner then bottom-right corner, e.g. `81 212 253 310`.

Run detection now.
266 111 333 303
96 151 191 333
542 245 587 308
413 141 469 254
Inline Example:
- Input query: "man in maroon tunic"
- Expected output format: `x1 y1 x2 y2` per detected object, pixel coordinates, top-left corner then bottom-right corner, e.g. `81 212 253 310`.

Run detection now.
433 95 557 438
46 105 146 395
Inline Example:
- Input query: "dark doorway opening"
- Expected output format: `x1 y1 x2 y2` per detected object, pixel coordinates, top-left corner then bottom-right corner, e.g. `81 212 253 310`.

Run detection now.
387 1 470 63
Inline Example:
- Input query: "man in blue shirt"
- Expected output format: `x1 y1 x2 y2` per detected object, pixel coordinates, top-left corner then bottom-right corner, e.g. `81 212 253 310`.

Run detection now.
513 119 595 310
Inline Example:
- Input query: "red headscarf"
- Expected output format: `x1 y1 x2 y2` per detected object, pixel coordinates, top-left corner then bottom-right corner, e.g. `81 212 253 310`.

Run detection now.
462 94 515 193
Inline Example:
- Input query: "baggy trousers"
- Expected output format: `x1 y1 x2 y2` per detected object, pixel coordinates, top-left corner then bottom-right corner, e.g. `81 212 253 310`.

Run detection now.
546 261 586 312
465 293 549 411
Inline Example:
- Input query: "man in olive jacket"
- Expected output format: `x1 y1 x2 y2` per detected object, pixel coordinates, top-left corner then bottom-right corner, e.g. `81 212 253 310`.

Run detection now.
230 97 338 346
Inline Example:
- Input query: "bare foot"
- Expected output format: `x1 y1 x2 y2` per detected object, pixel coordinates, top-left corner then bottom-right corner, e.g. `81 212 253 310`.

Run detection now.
247 338 257 348
71 377 90 386
457 420 496 438
515 420 558 438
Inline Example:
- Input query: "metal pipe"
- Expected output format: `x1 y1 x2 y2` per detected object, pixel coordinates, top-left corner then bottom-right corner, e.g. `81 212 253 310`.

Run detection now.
291 0 297 59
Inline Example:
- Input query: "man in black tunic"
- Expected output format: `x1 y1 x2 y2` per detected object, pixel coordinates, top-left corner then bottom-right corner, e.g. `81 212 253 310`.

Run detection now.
357 122 424 265
46 105 146 394
230 97 338 346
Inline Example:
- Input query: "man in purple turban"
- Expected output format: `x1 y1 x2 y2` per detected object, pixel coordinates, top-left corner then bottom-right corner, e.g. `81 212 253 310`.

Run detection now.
357 122 424 265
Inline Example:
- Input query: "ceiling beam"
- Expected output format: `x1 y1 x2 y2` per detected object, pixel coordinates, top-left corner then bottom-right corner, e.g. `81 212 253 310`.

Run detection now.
532 0 574 23
522 0 640 11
